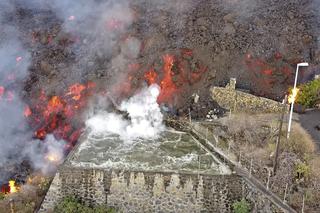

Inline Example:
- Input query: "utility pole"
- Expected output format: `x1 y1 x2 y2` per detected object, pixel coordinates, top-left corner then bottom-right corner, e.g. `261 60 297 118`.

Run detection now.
273 95 288 174
287 62 309 138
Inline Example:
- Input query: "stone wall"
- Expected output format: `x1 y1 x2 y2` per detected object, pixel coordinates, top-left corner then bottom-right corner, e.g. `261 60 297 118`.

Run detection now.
211 79 286 113
40 167 281 213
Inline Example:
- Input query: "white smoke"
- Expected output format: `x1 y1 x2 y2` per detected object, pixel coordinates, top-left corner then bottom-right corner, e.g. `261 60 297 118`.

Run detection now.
23 135 66 175
86 84 165 141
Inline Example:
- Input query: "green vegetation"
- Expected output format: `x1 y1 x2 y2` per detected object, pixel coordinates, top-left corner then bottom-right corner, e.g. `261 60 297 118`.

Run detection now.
297 79 320 108
0 192 5 200
232 198 251 213
54 196 117 213
295 162 311 180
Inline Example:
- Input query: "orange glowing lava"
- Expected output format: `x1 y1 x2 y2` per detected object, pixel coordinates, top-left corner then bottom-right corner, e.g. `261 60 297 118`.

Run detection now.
143 50 207 104
29 82 96 144
158 54 177 103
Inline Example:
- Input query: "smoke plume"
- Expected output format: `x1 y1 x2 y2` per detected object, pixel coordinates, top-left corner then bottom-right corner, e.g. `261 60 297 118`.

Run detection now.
86 84 165 141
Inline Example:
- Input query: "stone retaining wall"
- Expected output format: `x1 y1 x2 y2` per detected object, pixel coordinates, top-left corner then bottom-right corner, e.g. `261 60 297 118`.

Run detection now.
211 79 286 113
40 167 280 212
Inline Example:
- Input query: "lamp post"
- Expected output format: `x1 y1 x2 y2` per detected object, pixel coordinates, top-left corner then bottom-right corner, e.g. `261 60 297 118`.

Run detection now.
287 62 309 139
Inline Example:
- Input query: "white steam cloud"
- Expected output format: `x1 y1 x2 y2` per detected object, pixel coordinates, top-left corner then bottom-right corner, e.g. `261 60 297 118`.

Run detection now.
86 84 165 141
23 135 66 174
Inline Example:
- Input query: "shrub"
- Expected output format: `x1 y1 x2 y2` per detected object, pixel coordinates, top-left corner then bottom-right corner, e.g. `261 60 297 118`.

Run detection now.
54 196 116 213
296 79 320 108
232 198 251 213
0 192 4 200
296 162 311 180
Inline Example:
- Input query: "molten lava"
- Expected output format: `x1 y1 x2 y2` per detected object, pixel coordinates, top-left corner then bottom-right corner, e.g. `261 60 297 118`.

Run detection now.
28 82 96 145
158 54 178 103
144 50 207 104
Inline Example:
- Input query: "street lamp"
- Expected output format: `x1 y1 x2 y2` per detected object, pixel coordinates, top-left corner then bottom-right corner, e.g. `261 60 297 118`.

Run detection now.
287 62 309 139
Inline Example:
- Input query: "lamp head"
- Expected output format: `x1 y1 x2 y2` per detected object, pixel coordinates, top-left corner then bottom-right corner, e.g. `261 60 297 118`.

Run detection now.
297 62 309 67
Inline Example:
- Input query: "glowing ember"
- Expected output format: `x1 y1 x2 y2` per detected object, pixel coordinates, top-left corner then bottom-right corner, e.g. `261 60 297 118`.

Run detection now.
288 88 300 104
9 180 17 193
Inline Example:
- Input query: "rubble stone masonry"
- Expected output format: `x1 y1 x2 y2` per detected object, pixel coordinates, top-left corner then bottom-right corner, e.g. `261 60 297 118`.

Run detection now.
211 79 286 113
40 167 280 212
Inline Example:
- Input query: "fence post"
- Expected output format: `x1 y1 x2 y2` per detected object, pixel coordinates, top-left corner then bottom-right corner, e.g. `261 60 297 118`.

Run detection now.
205 128 208 142
249 158 253 178
266 170 271 190
198 155 200 179
283 183 288 203
302 194 305 213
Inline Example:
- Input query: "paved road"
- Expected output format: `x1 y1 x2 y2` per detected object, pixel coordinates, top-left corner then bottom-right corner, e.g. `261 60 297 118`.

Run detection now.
298 109 320 150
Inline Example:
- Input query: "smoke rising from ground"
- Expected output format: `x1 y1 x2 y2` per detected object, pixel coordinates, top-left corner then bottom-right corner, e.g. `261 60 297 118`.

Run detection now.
86 84 165 141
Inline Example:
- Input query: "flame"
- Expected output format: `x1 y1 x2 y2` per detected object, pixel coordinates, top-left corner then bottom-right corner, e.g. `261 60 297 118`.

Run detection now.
288 88 300 104
9 180 17 193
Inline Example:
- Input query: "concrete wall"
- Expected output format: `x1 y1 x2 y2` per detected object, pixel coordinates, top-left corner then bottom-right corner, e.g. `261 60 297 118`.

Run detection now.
40 167 280 213
211 79 286 114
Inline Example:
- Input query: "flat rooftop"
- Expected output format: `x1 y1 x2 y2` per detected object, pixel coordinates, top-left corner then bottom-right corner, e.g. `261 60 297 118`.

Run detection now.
65 129 230 175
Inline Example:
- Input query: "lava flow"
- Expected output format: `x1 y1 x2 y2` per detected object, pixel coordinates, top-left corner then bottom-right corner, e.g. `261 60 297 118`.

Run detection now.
144 49 208 104
27 82 96 147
